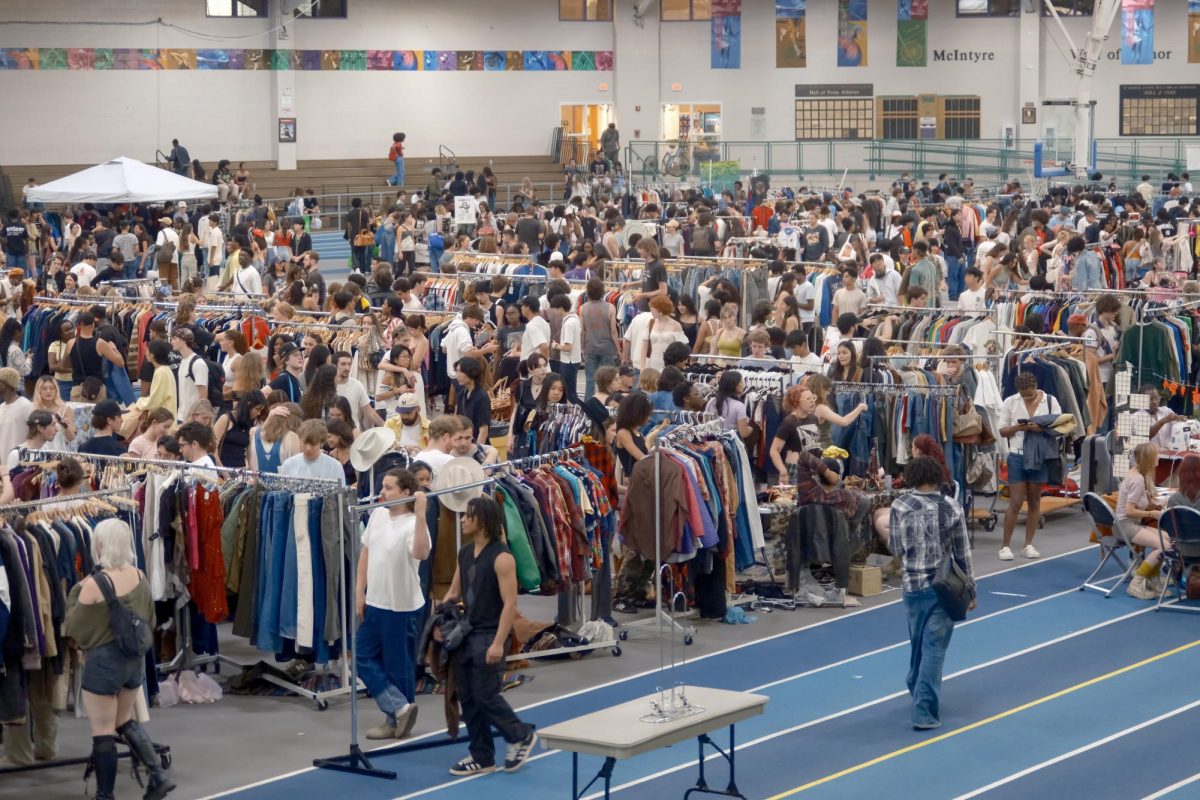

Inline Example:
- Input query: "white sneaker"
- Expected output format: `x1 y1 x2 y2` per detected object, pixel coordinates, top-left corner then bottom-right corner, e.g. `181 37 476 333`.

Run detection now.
1127 575 1158 601
998 547 1014 561
1022 545 1041 559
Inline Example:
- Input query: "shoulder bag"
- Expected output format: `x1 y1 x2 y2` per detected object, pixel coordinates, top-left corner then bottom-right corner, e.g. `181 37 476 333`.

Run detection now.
93 571 153 658
931 501 975 622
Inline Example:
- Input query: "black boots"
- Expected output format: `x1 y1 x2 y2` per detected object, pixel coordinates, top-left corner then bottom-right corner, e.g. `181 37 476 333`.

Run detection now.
117 720 175 800
91 735 118 800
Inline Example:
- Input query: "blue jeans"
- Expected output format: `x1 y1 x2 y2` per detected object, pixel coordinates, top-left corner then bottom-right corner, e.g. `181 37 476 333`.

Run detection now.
122 256 138 279
584 351 615 399
357 605 420 720
904 587 955 727
387 156 405 187
56 379 72 401
559 361 579 403
945 255 964 301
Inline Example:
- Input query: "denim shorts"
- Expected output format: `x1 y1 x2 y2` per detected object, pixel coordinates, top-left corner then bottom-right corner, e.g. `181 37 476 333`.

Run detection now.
1007 454 1047 485
82 641 145 696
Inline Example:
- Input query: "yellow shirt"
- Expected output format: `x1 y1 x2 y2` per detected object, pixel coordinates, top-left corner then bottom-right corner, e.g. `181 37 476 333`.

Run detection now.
135 364 177 416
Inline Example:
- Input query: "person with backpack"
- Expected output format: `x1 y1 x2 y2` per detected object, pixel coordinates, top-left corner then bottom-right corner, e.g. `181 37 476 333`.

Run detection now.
64 514 174 800
691 212 717 256
172 327 224 423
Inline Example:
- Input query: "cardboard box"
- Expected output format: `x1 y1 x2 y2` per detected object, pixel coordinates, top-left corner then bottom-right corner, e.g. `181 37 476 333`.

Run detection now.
849 564 882 597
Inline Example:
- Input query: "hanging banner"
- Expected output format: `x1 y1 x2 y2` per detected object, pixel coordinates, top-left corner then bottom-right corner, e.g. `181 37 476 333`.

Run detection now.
1121 0 1154 65
712 0 742 69
776 0 806 69
897 0 927 67
837 0 868 68
1190 0 1200 63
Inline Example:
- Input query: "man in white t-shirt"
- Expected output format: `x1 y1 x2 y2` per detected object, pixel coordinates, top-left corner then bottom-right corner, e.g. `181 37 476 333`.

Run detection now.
0 368 32 465
1137 385 1185 452
171 327 207 423
548 294 582 402
177 422 220 483
232 250 263 296
832 267 867 320
281 420 347 485
1082 295 1121 385
206 215 225 276
156 218 180 254
356 468 426 740
414 416 458 476
794 271 816 326
334 351 383 428
518 296 551 362
70 252 98 288
957 267 987 311
786 332 823 377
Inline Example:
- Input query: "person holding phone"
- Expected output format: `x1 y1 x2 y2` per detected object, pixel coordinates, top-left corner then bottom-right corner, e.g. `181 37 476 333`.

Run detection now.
998 371 1061 562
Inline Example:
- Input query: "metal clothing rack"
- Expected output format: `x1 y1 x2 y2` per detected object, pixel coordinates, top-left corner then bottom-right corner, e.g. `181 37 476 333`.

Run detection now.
316 476 502 780
17 448 356 708
482 445 623 661
830 380 958 397
867 303 993 316
0 486 135 512
620 419 727 649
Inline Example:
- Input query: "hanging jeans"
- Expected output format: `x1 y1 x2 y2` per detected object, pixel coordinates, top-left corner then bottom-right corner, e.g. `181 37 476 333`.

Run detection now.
357 605 419 722
387 156 405 188
102 359 135 407
904 587 955 728
453 631 532 767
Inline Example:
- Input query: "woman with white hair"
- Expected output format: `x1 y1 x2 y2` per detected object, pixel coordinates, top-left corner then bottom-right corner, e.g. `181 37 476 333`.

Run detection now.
63 519 174 800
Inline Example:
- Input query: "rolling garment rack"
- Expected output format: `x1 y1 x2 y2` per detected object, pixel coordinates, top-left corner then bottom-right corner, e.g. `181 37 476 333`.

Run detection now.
482 446 624 662
16 448 355 708
0 485 174 779
619 412 725 649
313 476 499 781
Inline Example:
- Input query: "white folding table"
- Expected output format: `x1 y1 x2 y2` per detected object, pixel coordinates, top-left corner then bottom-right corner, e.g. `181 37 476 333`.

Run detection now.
538 685 768 800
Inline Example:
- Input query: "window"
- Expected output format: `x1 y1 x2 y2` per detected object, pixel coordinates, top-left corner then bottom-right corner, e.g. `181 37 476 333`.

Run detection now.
662 0 711 21
879 97 919 139
560 0 612 20
795 99 874 141
942 96 982 139
296 0 346 18
956 0 1018 16
1042 0 1093 15
1120 88 1200 136
207 0 267 17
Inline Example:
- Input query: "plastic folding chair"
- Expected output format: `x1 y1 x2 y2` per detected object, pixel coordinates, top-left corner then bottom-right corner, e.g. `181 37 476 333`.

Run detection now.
1080 492 1136 597
1154 507 1200 614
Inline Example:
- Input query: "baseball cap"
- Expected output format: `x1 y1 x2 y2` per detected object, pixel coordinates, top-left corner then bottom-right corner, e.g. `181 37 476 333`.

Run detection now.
549 250 565 264
95 399 124 418
278 342 300 360
395 392 420 413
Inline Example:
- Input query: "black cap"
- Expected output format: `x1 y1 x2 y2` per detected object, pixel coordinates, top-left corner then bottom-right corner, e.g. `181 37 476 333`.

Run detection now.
278 342 300 360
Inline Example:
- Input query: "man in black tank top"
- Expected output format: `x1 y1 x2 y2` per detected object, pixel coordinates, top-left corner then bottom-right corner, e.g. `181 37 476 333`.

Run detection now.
444 496 537 776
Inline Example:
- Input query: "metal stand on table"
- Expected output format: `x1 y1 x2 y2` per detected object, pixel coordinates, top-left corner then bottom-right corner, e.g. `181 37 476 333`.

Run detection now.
313 477 497 780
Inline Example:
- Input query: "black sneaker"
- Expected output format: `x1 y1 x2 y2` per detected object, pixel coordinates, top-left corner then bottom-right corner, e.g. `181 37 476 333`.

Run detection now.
504 731 538 772
449 755 496 776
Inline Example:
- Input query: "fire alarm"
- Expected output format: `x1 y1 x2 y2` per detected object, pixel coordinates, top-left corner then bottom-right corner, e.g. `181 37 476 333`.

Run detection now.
671 82 682 92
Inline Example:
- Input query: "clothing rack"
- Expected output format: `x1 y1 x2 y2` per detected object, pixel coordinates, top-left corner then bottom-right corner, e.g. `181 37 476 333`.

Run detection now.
319 475 505 780
17 448 354 708
0 485 135 514
483 445 585 474
830 380 958 397
621 420 728 649
154 301 259 314
993 330 1088 343
33 295 122 306
867 303 993 316
268 318 352 332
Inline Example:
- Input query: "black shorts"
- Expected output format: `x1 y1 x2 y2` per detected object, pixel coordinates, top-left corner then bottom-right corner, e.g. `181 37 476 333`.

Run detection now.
82 642 145 696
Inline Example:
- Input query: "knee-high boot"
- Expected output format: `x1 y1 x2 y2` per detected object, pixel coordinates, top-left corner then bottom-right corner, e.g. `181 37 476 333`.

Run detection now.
117 720 175 800
91 735 118 800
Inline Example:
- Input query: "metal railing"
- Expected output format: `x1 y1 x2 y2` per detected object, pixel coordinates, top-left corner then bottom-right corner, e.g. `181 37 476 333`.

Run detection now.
624 136 1200 187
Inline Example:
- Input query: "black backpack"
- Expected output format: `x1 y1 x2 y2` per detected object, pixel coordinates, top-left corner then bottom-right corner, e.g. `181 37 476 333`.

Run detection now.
691 225 715 255
93 571 153 658
185 354 225 404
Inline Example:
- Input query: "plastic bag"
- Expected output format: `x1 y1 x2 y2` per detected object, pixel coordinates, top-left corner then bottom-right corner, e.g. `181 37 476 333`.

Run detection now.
158 675 180 708
178 670 223 704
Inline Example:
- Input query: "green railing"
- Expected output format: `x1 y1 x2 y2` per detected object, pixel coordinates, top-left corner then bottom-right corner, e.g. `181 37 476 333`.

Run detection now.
626 137 1200 188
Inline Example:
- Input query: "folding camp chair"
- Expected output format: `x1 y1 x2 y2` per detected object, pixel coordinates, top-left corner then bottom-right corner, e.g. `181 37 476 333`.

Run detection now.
1154 507 1200 614
1080 492 1136 597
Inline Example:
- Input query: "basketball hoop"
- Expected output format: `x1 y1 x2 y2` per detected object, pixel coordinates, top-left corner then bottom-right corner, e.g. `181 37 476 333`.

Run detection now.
1022 159 1049 198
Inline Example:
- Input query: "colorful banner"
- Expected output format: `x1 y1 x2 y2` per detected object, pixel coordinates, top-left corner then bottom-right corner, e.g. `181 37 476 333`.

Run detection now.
775 0 806 69
0 47 613 72
838 0 868 67
1121 0 1154 65
711 0 741 69
897 0 927 67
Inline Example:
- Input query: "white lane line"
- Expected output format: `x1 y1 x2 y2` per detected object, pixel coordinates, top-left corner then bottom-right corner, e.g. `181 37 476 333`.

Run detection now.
1141 772 1200 800
196 544 1101 800
952 699 1200 799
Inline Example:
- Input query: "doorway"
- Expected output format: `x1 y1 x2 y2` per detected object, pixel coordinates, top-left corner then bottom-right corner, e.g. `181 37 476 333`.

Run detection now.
560 103 612 165
662 103 722 142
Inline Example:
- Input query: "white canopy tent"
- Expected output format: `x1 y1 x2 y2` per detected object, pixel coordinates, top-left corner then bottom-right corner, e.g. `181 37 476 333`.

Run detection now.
24 156 219 204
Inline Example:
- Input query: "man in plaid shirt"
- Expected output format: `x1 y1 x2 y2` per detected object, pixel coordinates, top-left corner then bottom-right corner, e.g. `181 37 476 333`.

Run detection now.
888 456 975 730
